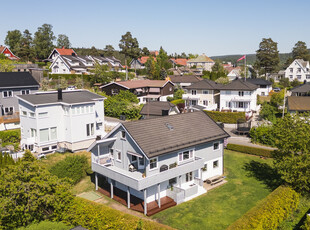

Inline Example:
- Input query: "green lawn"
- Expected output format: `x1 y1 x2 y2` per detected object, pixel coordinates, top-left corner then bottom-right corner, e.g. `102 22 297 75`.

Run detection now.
153 150 279 230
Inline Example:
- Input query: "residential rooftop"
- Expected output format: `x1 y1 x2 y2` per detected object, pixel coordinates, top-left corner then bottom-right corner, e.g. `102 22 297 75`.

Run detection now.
291 83 310 93
0 72 39 88
140 101 176 116
185 78 222 90
101 79 173 89
287 96 310 111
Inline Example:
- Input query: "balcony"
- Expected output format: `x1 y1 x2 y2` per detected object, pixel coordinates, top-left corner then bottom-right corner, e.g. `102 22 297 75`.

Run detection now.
182 94 200 100
92 156 205 191
0 112 20 124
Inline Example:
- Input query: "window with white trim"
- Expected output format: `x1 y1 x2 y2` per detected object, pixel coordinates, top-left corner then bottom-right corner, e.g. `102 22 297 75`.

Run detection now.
29 112 35 118
39 128 49 142
117 151 121 161
203 100 208 106
50 127 57 140
30 128 36 138
150 158 157 170
38 112 48 118
213 142 220 150
3 91 13 98
22 111 27 116
86 123 94 136
213 160 219 168
4 107 13 114
178 149 194 162
191 90 197 95
238 91 244 96
121 131 126 139
202 90 209 94
186 172 193 182
21 89 30 95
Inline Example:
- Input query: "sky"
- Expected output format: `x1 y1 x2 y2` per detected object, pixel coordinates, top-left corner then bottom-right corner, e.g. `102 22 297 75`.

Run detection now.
1 0 310 56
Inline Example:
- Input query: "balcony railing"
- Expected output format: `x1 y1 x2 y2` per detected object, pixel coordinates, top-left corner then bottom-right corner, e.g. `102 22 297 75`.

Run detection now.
0 112 20 124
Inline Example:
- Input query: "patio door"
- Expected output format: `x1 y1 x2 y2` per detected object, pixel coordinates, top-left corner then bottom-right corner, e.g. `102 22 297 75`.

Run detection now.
186 172 193 182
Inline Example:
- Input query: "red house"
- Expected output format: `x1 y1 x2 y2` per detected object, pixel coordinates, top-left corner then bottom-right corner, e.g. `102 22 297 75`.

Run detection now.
0 45 20 60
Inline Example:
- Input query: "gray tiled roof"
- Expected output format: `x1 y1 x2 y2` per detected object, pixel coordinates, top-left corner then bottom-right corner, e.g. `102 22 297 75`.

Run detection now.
291 83 310 93
168 75 202 84
0 72 39 88
17 90 105 105
185 79 222 90
242 78 272 86
220 78 258 91
123 111 229 158
287 96 310 111
140 101 176 116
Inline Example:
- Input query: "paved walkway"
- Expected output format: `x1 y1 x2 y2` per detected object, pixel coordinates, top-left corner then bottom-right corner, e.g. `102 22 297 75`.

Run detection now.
224 127 276 150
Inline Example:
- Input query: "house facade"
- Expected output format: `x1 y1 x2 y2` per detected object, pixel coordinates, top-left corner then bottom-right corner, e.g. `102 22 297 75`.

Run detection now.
243 78 272 96
139 101 180 119
0 72 39 116
219 79 258 112
0 45 19 60
100 80 174 104
17 90 105 153
187 54 215 72
182 79 222 111
287 96 310 113
290 83 310 96
48 47 77 62
285 59 310 82
168 75 202 89
88 111 229 215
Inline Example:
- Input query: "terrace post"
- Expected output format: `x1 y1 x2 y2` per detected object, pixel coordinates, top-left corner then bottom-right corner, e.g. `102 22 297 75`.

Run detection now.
95 172 98 190
127 186 130 209
157 183 161 208
110 179 114 199
144 189 147 215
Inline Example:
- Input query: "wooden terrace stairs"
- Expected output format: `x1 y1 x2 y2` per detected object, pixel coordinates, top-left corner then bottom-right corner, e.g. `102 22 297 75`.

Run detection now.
98 184 176 216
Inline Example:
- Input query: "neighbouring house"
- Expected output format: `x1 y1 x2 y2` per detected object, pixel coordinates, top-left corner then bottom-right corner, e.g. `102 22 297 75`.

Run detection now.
16 89 106 153
0 45 19 60
169 58 188 67
225 66 242 81
168 75 202 88
13 64 44 83
47 47 77 62
168 67 203 77
287 96 310 113
88 111 229 215
90 56 122 71
139 101 180 119
130 56 156 70
242 78 272 96
284 59 310 82
187 54 215 72
269 70 285 82
182 79 222 111
0 72 39 131
290 82 310 96
219 78 259 112
50 55 90 74
100 80 174 104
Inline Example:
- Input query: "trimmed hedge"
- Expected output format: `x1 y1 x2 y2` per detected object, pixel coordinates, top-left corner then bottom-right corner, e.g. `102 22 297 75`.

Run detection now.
61 197 172 230
204 111 245 124
171 99 185 105
49 155 92 184
17 221 72 230
0 129 20 150
302 215 310 230
227 186 300 230
250 125 276 147
226 143 274 158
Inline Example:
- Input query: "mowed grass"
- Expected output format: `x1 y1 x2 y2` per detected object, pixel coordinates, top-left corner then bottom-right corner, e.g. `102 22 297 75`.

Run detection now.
153 150 276 230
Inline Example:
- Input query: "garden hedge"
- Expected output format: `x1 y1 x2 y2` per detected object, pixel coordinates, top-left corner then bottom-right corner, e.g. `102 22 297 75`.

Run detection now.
227 186 300 230
62 197 172 230
171 99 185 105
302 215 310 230
204 111 245 124
0 129 20 150
226 143 274 158
249 125 276 147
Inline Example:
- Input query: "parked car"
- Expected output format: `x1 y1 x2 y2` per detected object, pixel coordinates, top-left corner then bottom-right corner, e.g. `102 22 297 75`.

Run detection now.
273 87 281 92
37 153 46 159
66 85 76 91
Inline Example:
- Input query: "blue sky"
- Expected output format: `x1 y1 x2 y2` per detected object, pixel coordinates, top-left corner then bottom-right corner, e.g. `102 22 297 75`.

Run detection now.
1 0 310 56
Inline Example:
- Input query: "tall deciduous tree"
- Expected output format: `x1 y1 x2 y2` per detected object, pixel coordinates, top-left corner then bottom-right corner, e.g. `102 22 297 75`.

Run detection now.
119 32 140 79
256 38 280 76
141 47 150 56
156 46 172 70
16 29 35 62
4 30 22 54
292 41 310 61
33 24 56 60
57 34 71 48
272 114 310 194
103 45 115 57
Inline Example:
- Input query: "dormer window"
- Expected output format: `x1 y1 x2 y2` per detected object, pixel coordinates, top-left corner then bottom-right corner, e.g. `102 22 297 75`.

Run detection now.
121 131 126 139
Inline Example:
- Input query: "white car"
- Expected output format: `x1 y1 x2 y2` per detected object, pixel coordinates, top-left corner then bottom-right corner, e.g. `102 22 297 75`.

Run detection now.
66 86 76 91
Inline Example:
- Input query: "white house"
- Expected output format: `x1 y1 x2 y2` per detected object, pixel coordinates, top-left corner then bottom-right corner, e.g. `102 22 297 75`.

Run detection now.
219 79 259 112
187 54 215 72
285 59 310 82
50 55 90 74
48 47 77 62
243 78 272 96
88 111 229 215
16 90 106 153
182 79 222 111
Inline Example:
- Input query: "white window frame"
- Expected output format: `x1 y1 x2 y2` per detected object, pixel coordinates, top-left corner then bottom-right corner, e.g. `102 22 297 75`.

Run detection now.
21 89 30 95
38 112 48 118
186 172 193 182
203 100 208 106
116 150 122 162
202 90 209 94
138 157 145 169
178 149 194 164
3 91 13 98
4 107 14 114
86 123 94 137
21 110 27 116
213 160 219 168
29 112 35 118
121 131 126 139
149 157 158 171
191 90 197 95
213 141 220 151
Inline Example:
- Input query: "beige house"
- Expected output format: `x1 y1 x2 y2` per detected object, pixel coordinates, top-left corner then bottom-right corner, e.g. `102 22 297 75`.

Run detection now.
187 54 215 72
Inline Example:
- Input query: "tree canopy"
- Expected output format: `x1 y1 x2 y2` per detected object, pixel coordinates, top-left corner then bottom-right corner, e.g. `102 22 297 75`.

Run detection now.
4 30 22 54
57 34 71 48
292 41 310 61
33 24 56 60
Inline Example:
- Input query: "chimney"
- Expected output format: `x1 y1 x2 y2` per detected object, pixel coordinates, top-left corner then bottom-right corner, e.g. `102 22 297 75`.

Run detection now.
58 88 62 101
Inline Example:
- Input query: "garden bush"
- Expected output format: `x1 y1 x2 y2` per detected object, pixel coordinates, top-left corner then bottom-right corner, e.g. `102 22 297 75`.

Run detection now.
171 99 185 105
204 111 245 124
302 215 310 230
249 125 276 147
226 144 274 158
17 221 72 230
227 186 300 230
0 129 21 150
62 197 170 230
49 155 91 184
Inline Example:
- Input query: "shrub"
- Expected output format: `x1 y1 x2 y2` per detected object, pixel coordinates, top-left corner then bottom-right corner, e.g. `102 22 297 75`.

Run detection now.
17 221 72 230
0 153 15 168
260 102 278 123
0 129 21 149
171 99 185 105
227 186 300 230
226 143 274 158
49 155 91 184
62 197 170 230
302 215 310 230
249 125 276 147
204 111 245 124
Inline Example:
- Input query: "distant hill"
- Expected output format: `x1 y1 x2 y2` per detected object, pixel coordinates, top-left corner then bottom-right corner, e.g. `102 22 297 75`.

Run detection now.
210 52 293 66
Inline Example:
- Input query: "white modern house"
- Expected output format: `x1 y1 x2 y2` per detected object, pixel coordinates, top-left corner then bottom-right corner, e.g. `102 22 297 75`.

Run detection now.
88 111 229 215
187 54 215 72
285 59 310 82
219 79 259 112
48 47 77 62
243 78 272 96
17 90 106 153
182 79 222 111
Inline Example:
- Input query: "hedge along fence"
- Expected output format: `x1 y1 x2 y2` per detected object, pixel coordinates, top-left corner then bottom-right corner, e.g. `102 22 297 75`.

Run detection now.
227 186 300 230
61 197 173 230
204 111 245 124
226 143 274 158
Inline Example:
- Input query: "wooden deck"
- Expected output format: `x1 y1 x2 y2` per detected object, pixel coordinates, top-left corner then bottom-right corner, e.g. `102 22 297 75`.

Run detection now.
98 184 176 216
